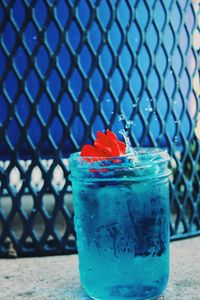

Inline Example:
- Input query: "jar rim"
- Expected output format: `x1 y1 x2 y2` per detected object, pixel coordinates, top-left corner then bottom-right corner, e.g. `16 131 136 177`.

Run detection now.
69 147 170 168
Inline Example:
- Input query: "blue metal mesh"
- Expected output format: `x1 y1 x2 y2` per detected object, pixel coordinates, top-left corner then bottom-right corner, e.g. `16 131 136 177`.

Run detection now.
0 0 199 256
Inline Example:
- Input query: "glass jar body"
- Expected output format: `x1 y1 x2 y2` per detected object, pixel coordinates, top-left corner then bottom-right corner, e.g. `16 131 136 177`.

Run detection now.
71 174 170 300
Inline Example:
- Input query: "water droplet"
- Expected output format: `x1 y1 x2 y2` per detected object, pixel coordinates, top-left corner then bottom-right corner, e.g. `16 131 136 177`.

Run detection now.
119 129 136 155
125 120 134 129
118 114 125 121
174 136 178 142
145 106 153 112
175 120 178 123
106 99 110 103
119 129 128 136
132 104 137 107
111 111 114 114
33 36 37 40
67 185 72 192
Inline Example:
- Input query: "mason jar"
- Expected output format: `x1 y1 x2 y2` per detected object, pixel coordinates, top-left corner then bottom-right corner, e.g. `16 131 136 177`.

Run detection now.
69 148 171 300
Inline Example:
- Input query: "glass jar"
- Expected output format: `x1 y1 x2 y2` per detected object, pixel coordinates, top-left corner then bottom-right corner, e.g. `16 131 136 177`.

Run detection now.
69 148 171 300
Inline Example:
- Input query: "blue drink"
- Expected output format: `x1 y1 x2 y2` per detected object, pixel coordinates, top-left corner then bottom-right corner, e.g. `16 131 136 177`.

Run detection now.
69 149 170 299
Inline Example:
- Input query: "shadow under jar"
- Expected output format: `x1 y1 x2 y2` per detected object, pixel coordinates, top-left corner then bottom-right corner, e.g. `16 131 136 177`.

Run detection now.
69 148 171 300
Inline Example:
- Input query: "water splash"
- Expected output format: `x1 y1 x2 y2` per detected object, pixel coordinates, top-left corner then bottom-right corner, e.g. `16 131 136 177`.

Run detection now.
118 114 136 154
119 129 136 155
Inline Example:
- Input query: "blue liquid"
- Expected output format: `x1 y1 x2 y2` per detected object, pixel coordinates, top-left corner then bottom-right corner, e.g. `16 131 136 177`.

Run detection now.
73 179 170 300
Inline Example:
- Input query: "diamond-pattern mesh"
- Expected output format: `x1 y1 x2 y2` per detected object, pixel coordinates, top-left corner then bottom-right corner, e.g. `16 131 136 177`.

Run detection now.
0 1 199 256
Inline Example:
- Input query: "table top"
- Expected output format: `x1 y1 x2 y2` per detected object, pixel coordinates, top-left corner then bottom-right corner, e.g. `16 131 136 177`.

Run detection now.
1 236 200 300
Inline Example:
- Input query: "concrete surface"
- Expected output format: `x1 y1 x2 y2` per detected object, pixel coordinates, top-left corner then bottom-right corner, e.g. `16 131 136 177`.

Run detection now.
0 236 200 300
